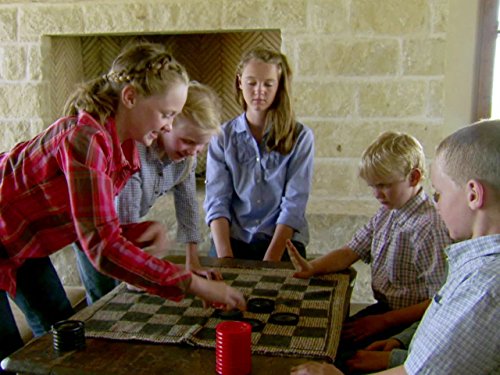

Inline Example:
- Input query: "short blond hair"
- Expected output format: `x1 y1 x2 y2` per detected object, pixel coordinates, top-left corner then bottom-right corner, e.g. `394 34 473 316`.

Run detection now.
436 119 500 192
174 81 221 136
359 131 426 183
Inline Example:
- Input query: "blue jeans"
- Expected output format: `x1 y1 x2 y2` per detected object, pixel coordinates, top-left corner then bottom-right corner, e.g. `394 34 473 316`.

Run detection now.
0 257 74 365
208 237 306 261
73 243 119 305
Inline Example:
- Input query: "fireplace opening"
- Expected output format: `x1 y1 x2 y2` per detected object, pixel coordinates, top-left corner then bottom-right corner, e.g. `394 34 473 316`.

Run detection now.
49 31 281 177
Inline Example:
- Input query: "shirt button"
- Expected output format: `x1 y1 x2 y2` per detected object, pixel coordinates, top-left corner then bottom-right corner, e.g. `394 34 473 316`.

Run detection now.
256 157 260 162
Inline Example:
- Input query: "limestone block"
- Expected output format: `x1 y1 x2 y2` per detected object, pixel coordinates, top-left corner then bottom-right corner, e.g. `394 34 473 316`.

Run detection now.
19 5 84 41
222 0 271 29
309 119 446 159
27 45 43 81
0 120 31 151
175 0 223 30
81 3 149 34
0 84 47 118
312 158 369 198
50 246 82 287
308 0 350 34
352 0 428 35
269 0 307 31
0 6 17 42
294 81 354 117
146 2 183 30
298 39 399 77
403 38 446 75
428 80 444 118
430 0 448 34
359 81 427 117
0 45 27 81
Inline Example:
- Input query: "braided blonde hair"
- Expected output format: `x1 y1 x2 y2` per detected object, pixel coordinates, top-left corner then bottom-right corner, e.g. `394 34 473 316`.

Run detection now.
64 43 189 124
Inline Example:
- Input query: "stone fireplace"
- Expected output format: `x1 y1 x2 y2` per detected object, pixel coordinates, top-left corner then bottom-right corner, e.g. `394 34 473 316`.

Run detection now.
1 0 465 305
49 31 281 175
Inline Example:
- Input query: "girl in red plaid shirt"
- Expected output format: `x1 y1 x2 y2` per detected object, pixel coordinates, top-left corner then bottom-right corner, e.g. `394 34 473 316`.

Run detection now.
0 43 245 365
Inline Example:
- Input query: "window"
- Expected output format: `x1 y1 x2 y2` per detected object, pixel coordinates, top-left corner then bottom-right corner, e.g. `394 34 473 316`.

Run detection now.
474 0 500 120
492 7 500 118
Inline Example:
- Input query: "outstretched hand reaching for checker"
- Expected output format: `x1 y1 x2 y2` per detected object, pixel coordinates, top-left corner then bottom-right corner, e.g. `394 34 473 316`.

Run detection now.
188 273 246 311
286 239 315 279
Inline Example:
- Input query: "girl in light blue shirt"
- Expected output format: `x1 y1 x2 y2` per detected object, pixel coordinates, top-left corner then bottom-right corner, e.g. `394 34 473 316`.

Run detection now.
204 47 314 261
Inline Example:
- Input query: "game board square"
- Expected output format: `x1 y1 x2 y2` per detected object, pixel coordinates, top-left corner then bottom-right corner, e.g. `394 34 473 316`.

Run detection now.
156 305 189 315
280 284 308 292
111 321 145 333
299 317 329 328
252 288 279 297
290 336 325 351
256 281 281 290
220 272 239 280
261 275 287 283
299 308 329 318
177 316 208 326
309 278 337 288
301 299 330 307
276 298 302 308
231 280 258 288
129 303 162 315
85 319 115 332
139 323 173 336
293 326 327 338
102 302 134 312
121 311 153 322
304 290 332 300
137 294 164 305
257 334 292 348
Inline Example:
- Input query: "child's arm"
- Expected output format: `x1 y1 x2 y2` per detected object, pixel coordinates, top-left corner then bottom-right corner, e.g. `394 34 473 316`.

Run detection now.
210 218 234 258
187 273 246 311
263 224 295 261
286 239 360 278
185 242 223 281
342 300 430 344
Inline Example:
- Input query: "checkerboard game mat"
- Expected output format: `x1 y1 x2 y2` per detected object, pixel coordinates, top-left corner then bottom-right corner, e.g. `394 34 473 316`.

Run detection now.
74 267 350 361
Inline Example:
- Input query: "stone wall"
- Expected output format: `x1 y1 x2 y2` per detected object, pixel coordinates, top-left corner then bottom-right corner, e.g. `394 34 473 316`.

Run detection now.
0 0 478 304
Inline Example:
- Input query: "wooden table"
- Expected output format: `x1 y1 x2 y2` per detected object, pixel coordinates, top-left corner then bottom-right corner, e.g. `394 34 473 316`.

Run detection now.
2 257 355 375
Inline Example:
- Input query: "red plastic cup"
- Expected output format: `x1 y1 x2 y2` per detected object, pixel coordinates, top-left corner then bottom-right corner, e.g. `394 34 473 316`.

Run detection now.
215 321 252 375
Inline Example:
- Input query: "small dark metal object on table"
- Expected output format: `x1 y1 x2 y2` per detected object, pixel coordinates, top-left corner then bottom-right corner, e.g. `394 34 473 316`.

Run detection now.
247 297 275 313
269 312 299 326
51 320 86 353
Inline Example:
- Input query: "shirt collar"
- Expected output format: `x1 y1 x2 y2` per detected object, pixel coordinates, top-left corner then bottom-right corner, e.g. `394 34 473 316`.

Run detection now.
100 115 140 173
233 113 270 141
392 187 427 222
445 234 500 270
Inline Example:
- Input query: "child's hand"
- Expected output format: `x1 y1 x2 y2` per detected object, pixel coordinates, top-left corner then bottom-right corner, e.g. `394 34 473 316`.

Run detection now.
365 338 402 351
186 252 223 281
342 315 389 344
286 240 314 278
122 221 171 258
290 361 344 375
188 274 246 311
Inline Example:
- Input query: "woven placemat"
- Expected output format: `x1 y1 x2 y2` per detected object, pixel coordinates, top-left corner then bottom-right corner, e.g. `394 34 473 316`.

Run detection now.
74 267 350 361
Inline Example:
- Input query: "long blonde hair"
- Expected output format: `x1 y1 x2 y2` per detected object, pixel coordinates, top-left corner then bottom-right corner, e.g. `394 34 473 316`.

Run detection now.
234 48 298 155
64 43 189 124
176 81 221 137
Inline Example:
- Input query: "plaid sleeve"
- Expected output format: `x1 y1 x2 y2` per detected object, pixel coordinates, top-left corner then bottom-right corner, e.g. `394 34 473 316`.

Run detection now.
63 128 191 301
